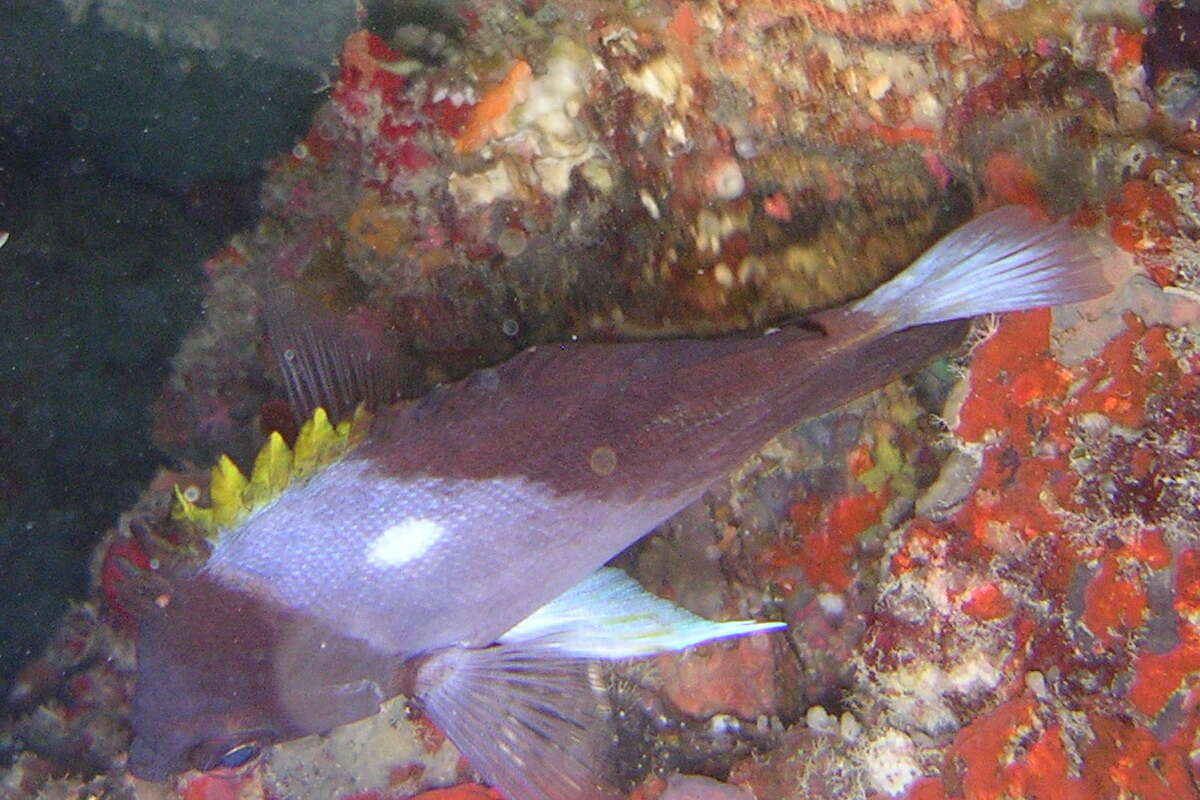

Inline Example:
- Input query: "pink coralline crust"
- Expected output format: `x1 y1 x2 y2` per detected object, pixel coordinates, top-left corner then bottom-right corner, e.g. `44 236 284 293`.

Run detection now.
655 635 782 721
1129 624 1200 718
755 0 982 48
763 489 889 594
98 527 152 631
878 318 1200 796
912 695 1200 800
1081 551 1149 645
1128 548 1200 717
945 305 1196 554
873 152 1200 800
1108 178 1180 258
1110 29 1145 74
178 772 253 800
960 581 1011 622
326 30 460 231
417 786 503 800
761 404 938 602
944 697 1089 800
794 490 889 592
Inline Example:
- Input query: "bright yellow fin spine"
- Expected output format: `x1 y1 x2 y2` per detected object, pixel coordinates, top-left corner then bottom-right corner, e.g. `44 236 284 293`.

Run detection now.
173 404 373 540
243 432 293 510
210 455 250 528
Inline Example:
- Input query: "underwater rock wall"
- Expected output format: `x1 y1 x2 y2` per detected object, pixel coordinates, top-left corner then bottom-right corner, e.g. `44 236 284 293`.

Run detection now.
61 0 358 73
5 0 1200 798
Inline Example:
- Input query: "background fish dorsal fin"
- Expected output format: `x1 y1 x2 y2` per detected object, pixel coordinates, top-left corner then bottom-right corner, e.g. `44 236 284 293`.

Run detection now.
263 287 407 426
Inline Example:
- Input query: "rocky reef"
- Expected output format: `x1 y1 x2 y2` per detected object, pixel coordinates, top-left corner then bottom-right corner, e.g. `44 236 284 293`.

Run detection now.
4 0 1200 798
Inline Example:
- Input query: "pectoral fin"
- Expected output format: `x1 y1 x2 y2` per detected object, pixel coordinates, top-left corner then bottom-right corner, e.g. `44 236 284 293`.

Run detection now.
413 643 622 800
413 570 783 800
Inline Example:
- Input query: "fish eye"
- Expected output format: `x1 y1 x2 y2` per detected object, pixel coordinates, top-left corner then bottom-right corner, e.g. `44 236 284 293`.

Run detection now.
211 742 260 770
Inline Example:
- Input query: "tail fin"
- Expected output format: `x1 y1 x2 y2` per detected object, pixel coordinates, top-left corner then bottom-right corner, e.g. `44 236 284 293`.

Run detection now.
263 288 407 426
851 206 1111 333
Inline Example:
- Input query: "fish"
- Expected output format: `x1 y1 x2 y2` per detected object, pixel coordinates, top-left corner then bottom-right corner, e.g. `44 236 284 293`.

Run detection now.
122 205 1109 799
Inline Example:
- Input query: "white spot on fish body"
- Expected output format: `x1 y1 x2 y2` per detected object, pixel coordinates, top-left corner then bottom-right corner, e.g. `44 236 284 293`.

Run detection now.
366 517 444 567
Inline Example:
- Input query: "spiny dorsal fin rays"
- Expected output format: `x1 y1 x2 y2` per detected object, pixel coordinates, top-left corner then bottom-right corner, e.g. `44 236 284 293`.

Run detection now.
173 404 373 540
243 432 293 510
265 288 406 426
211 455 251 528
293 407 343 481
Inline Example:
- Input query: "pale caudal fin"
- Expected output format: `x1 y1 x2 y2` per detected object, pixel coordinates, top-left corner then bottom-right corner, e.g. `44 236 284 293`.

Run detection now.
414 569 783 800
851 205 1112 333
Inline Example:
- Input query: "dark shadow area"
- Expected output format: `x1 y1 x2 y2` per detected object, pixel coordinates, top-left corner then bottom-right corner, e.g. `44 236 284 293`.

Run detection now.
0 0 333 696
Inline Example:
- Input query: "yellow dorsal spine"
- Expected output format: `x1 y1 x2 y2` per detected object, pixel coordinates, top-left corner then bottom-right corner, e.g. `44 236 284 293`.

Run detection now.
209 455 249 529
293 407 337 482
172 404 373 540
243 431 293 510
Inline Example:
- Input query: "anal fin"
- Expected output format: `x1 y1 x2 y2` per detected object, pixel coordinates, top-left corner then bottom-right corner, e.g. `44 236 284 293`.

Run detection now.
499 567 785 658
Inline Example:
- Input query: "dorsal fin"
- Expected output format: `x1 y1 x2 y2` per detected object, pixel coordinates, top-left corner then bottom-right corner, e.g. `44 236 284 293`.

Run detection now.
173 406 372 539
263 289 406 425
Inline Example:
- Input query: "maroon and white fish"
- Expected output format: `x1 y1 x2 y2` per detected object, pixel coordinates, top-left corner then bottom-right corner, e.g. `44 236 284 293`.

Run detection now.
124 206 1109 799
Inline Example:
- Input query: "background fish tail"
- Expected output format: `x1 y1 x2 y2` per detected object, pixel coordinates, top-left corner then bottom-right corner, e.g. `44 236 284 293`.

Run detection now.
263 287 407 425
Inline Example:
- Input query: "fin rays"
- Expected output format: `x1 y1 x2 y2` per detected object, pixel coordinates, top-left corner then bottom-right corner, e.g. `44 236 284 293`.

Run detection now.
851 205 1111 332
499 567 785 658
264 288 405 425
415 570 783 800
416 644 621 800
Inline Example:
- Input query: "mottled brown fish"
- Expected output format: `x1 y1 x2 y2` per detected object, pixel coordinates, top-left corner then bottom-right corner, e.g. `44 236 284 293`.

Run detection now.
125 206 1108 800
